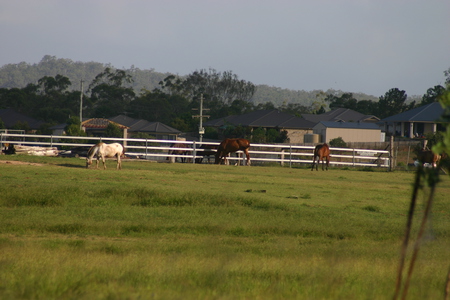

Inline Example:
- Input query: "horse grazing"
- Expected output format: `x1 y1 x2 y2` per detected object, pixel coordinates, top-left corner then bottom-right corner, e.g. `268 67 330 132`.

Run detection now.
195 144 218 164
417 149 441 168
86 142 124 170
311 143 330 171
215 138 251 166
167 143 190 163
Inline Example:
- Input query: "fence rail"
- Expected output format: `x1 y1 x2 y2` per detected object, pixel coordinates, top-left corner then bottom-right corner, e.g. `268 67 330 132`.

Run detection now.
0 133 391 168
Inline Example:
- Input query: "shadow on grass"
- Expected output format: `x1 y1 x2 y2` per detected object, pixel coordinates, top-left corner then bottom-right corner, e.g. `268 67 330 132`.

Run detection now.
56 163 86 169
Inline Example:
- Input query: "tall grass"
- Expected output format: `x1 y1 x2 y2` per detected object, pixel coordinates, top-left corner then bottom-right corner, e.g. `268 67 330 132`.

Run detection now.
0 156 449 299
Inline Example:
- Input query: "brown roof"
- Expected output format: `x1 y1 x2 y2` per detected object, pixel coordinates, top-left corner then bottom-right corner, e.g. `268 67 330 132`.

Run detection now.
81 118 130 129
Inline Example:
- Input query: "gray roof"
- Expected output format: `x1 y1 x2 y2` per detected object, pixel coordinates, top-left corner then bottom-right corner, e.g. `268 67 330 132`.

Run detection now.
379 102 444 123
302 108 379 123
204 110 316 129
109 115 181 134
0 108 44 129
315 121 381 130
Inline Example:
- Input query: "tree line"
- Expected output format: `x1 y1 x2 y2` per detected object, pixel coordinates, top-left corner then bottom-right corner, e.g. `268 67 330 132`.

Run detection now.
1 61 449 141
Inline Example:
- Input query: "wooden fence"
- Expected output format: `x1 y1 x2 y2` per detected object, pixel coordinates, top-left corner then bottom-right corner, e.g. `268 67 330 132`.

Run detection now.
0 133 391 168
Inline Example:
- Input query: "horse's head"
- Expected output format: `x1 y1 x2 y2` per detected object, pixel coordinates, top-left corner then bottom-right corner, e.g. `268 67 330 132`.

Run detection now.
214 150 226 164
86 157 92 168
214 152 222 164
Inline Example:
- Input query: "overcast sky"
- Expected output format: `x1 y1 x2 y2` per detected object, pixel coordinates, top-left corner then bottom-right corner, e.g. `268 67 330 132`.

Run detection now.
1 0 449 97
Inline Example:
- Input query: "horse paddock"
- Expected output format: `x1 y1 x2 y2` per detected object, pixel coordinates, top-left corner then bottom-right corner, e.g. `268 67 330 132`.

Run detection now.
1 155 449 299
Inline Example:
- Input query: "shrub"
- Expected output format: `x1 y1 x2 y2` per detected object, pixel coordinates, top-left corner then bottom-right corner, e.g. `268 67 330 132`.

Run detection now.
329 137 347 148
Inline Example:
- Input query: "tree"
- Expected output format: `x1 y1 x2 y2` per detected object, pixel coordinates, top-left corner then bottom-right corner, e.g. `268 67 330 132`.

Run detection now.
326 93 358 110
314 106 326 114
104 122 122 138
12 121 31 132
130 92 173 124
64 116 86 137
355 100 377 115
433 83 450 172
38 74 71 94
444 67 450 86
251 127 266 143
255 102 276 111
329 137 347 148
88 68 135 117
162 68 256 107
377 88 407 119
277 102 311 116
419 85 445 106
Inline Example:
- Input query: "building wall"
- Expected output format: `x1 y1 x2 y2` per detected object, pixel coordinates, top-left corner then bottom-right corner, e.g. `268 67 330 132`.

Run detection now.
285 129 313 144
313 124 382 143
326 128 382 143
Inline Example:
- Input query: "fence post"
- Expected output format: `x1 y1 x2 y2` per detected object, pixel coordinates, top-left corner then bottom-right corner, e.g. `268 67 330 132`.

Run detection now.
407 144 411 170
352 148 355 167
289 145 292 168
389 135 394 171
145 139 148 159
192 141 196 164
281 149 285 167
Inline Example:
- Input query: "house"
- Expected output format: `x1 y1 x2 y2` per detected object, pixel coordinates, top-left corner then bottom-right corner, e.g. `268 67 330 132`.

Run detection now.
203 110 316 143
302 108 379 123
81 118 130 137
50 115 181 141
0 109 44 133
109 115 181 140
379 102 446 138
313 121 384 143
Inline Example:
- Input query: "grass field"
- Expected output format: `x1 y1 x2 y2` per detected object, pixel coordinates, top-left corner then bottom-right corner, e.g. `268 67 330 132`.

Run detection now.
0 156 449 299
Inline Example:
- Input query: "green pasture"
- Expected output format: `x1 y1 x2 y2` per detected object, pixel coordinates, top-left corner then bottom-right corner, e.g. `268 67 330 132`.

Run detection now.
0 156 449 299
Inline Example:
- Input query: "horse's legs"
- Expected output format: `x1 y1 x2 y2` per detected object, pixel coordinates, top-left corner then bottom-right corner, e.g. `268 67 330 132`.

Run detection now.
311 156 316 171
325 156 329 170
101 155 106 170
224 152 229 165
117 154 121 170
235 153 240 166
243 149 251 166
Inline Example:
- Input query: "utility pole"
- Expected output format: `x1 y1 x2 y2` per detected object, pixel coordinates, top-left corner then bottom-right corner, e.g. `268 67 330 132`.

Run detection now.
192 94 210 142
79 80 84 131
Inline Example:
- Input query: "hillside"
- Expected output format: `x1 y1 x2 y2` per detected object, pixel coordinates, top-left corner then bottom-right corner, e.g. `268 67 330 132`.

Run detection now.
0 55 380 108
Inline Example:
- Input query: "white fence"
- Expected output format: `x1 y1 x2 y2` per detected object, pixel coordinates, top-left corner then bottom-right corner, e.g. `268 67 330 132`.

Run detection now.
0 133 391 168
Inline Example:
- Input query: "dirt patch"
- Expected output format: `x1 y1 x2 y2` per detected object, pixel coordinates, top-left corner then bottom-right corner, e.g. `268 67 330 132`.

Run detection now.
0 160 44 166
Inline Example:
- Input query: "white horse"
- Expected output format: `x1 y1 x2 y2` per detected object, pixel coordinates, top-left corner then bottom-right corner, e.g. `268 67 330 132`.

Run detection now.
86 142 124 170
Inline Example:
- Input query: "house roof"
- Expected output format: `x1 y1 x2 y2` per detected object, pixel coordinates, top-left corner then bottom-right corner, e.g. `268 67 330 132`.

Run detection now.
315 121 381 130
81 118 130 129
109 115 181 134
0 108 45 129
379 102 444 123
302 108 379 123
204 110 316 129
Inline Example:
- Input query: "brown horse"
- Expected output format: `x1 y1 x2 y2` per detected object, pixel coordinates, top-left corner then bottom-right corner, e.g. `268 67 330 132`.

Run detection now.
215 138 251 166
311 143 330 171
195 144 218 164
167 143 190 163
417 149 441 168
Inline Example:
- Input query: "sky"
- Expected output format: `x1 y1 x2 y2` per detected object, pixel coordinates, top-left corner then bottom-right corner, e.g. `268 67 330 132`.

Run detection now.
1 0 449 97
